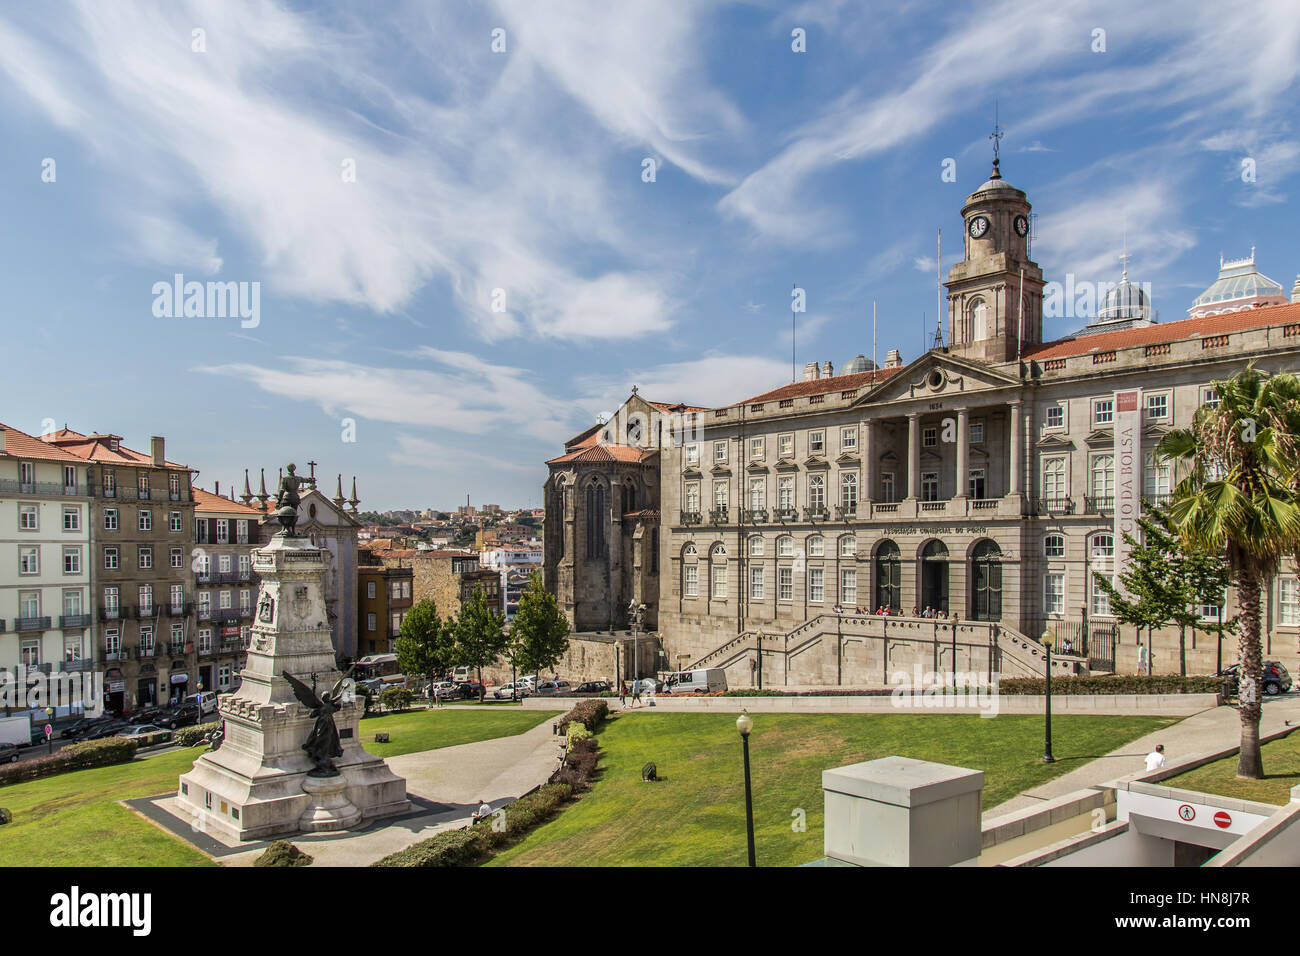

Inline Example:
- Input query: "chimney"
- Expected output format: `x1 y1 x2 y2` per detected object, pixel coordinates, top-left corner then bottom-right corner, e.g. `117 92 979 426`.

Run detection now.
150 436 165 467
885 348 902 368
215 480 220 496
1292 274 1300 304
803 361 820 381
822 360 833 378
0 425 6 455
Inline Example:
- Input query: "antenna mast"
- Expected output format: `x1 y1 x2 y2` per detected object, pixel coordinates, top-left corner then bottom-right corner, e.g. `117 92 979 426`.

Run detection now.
872 300 877 384
791 282 796 382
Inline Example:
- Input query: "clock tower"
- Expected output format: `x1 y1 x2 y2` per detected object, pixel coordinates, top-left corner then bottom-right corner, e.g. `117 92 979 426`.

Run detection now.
945 156 1044 365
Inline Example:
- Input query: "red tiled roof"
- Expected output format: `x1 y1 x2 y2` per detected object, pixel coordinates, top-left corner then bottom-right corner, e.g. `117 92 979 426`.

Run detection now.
648 401 707 413
0 423 88 463
546 444 658 465
1026 300 1300 361
42 428 191 469
742 366 907 405
193 487 262 516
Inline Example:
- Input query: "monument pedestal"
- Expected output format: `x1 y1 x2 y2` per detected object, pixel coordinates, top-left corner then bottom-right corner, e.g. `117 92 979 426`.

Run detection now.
176 532 408 841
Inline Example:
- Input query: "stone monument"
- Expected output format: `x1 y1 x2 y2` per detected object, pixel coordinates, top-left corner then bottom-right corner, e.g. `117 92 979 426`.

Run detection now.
176 464 408 841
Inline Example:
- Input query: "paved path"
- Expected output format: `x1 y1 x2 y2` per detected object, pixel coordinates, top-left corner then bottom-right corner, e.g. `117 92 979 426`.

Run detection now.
985 693 1300 819
157 708 567 867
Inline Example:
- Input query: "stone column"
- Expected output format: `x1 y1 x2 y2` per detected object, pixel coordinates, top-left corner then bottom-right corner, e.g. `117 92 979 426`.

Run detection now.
1008 402 1023 496
906 413 920 500
954 408 969 499
862 420 875 503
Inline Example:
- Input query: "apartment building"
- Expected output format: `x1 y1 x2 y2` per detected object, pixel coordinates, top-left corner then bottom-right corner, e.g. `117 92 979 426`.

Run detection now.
193 487 266 692
0 424 93 684
357 548 413 656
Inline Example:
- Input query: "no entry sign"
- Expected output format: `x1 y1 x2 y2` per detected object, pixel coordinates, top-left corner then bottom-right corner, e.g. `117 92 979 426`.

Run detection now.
1213 810 1232 829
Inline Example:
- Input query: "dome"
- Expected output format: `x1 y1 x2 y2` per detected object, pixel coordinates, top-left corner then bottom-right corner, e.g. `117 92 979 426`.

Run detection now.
1097 276 1153 323
1190 250 1286 316
843 354 873 374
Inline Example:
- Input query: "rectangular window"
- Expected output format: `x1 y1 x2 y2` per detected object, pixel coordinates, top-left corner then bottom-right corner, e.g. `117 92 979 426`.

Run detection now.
921 472 939 502
840 427 857 452
685 444 700 466
711 563 728 599
19 546 39 575
1043 458 1067 501
1045 404 1065 429
368 612 377 632
968 468 986 499
170 584 184 609
779 567 794 601
1090 577 1112 617
138 546 153 570
840 568 858 605
880 472 895 503
104 508 118 531
969 422 984 444
367 581 377 600
219 590 232 609
808 567 824 603
237 520 249 544
198 629 213 654
684 565 699 597
778 434 794 458
1094 399 1114 425
1045 572 1065 616
778 476 794 511
19 504 38 531
195 519 209 544
102 471 116 498
1202 387 1221 409
713 440 728 464
20 590 40 619
749 477 765 511
63 589 82 616
1145 393 1169 420
169 472 181 498
169 511 182 532
1281 578 1300 626
712 480 728 512
1143 451 1171 500
749 566 764 600
216 519 229 544
172 622 185 646
63 507 80 532
103 547 119 570
238 554 250 577
138 585 153 614
139 625 155 655
749 437 765 460
137 473 149 497
104 628 121 657
138 509 152 532
63 465 77 494
21 641 39 668
922 427 937 447
685 482 700 512
219 554 232 573
170 547 183 569
63 546 81 574
103 587 119 613
809 431 825 454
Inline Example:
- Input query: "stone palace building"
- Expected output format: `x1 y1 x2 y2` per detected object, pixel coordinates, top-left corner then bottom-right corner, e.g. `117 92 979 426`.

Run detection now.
544 156 1300 687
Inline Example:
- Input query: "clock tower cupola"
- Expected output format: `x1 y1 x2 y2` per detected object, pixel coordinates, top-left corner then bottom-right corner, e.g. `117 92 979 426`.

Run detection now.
944 138 1044 365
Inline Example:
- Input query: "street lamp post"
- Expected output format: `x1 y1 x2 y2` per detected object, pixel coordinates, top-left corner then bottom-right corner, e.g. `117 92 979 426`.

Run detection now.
756 631 763 691
45 706 54 755
1040 630 1055 763
737 711 756 867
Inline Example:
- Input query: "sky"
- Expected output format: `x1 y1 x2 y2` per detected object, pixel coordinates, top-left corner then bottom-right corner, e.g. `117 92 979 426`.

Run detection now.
2 0 1298 511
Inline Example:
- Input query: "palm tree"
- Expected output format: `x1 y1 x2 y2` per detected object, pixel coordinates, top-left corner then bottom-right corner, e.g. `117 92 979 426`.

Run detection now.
1157 366 1300 778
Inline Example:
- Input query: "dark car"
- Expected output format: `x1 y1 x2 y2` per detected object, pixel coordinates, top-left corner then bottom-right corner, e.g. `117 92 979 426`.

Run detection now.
159 704 201 729
0 742 21 764
1218 661 1293 697
129 706 171 726
574 681 610 694
81 719 131 741
456 681 485 700
60 716 112 739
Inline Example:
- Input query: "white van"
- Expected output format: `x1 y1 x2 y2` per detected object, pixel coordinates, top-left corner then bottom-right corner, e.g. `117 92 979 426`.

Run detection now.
665 668 727 694
187 691 219 717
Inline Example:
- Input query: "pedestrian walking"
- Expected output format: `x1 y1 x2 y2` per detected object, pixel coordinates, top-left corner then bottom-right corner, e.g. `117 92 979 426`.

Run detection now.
619 682 627 706
631 680 642 708
1144 744 1166 771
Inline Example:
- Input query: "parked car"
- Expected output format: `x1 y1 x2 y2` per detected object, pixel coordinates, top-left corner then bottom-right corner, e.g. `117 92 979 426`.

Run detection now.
493 681 532 699
574 681 610 694
129 706 171 725
430 680 458 699
1218 661 1293 697
535 680 573 697
663 668 728 695
159 704 201 729
185 691 219 717
60 716 112 740
457 681 486 700
81 719 131 741
115 725 173 747
0 742 21 763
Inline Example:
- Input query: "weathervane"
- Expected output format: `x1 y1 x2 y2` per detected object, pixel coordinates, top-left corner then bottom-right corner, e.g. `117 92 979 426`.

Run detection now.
989 103 1005 176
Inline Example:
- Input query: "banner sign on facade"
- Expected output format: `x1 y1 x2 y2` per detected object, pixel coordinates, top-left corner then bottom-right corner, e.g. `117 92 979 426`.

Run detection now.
1113 389 1142 591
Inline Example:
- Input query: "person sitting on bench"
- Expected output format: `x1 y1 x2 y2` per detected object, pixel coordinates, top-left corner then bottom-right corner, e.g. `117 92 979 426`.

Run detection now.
471 799 492 824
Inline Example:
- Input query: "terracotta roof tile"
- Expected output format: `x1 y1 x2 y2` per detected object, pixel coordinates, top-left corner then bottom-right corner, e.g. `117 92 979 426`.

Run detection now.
193 487 262 515
0 423 88 463
42 429 192 469
742 366 906 405
546 444 658 465
1026 300 1300 361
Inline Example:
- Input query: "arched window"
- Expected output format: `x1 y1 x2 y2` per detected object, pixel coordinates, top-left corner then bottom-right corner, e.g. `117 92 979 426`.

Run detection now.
840 473 858 514
651 528 659 574
682 543 699 597
806 535 824 557
920 540 950 614
1089 533 1115 616
683 543 698 557
1043 533 1065 558
970 539 1002 621
969 297 988 341
809 474 825 510
875 540 901 612
1091 455 1114 502
584 483 605 558
710 544 728 599
839 535 857 558
748 535 764 557
1042 458 1067 503
777 535 795 558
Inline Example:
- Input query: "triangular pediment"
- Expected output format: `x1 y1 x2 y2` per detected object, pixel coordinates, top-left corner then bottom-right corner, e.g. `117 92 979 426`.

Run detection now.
857 352 1023 407
1037 433 1075 450
1084 428 1114 447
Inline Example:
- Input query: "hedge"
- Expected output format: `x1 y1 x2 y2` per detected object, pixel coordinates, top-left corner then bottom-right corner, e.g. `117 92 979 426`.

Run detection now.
0 737 138 787
557 699 607 735
371 783 574 867
175 722 221 748
995 674 1223 695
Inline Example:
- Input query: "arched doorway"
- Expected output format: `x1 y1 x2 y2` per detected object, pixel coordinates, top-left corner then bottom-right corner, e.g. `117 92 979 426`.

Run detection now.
970 539 1002 621
875 540 901 612
920 540 949 614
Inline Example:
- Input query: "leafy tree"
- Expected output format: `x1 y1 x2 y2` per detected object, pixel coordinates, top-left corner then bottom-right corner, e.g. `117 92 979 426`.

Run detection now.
451 584 508 686
512 573 571 681
394 599 455 683
1158 365 1300 778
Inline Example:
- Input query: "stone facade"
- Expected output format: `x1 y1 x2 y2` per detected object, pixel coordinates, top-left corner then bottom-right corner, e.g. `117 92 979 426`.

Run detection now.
357 549 413 657
193 488 267 693
379 549 495 620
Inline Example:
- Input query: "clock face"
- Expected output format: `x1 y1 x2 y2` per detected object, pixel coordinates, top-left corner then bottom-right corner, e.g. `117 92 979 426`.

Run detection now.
968 216 990 239
1014 215 1029 237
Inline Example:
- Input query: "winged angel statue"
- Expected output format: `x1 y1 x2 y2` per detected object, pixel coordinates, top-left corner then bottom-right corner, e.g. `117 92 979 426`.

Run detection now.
283 668 353 776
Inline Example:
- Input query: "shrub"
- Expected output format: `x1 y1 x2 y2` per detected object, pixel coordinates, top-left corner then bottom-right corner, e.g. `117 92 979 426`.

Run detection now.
558 698 607 734
175 722 221 748
255 841 313 867
996 675 1223 695
566 723 593 744
379 688 414 712
0 737 137 787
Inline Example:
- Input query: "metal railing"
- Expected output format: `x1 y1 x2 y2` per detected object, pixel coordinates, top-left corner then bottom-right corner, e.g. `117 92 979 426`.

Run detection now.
60 614 92 628
0 479 86 496
13 616 51 632
1085 496 1114 513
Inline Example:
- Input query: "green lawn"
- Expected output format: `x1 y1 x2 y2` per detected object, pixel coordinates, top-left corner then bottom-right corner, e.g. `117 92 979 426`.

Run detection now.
490 712 1177 868
1162 728 1300 806
0 707 554 866
359 707 553 758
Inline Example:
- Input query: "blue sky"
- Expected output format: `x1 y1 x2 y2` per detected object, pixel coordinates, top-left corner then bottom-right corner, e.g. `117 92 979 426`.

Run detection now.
2 0 1298 510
